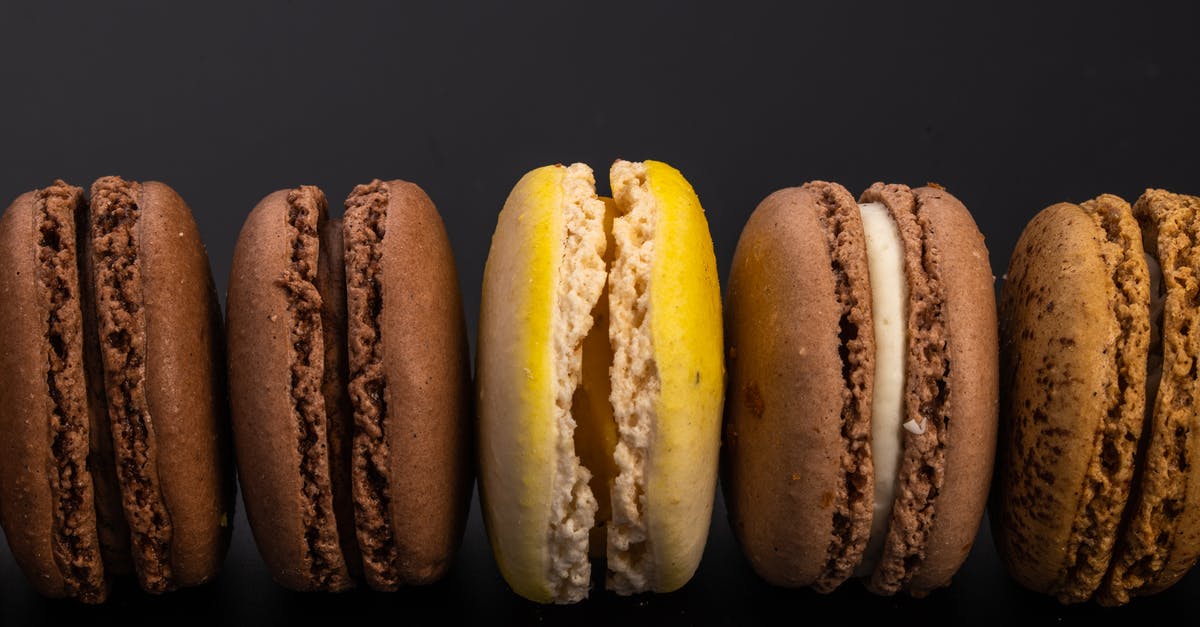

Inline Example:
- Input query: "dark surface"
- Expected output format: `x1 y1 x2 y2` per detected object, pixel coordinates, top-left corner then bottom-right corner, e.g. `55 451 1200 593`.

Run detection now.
2 1 1198 624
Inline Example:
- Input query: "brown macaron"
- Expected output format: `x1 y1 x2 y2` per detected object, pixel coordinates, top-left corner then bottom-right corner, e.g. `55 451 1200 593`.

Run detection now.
995 189 1200 605
226 180 472 592
723 181 998 596
0 177 233 603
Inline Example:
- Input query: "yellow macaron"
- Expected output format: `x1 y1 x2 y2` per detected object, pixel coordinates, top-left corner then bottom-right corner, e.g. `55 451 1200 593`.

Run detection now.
477 159 724 603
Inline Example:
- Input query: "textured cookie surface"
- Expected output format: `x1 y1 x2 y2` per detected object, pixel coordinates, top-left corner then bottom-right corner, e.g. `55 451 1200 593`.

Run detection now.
722 181 874 591
899 186 998 596
617 160 724 594
0 183 109 602
344 179 471 590
1100 189 1200 604
995 196 1149 603
227 186 354 591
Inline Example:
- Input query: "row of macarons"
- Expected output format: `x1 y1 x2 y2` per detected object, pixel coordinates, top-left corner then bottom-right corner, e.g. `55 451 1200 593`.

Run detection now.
0 160 1193 607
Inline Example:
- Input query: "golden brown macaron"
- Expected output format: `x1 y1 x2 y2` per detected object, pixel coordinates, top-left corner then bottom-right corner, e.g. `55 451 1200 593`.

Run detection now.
995 189 1200 605
226 180 472 592
723 181 997 596
0 178 233 602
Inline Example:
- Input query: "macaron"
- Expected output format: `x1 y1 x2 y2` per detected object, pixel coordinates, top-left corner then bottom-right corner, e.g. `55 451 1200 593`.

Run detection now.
722 181 998 595
226 180 472 592
0 177 233 602
476 160 724 603
994 189 1200 605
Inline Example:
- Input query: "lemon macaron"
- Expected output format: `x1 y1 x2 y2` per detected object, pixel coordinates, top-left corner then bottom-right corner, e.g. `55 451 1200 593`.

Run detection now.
477 159 724 603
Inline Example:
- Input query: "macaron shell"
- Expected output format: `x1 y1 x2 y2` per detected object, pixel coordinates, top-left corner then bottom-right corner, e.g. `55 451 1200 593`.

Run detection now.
1101 189 1200 603
995 198 1149 602
722 182 874 589
903 186 998 595
134 180 233 586
227 187 352 590
374 179 472 584
0 188 95 600
640 160 724 592
477 165 563 602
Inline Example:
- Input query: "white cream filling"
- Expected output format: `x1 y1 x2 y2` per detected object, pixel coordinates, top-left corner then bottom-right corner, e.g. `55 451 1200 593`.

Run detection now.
854 201 907 577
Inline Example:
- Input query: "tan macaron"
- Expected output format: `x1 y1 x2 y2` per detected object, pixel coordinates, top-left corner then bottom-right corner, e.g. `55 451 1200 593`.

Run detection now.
995 189 1200 605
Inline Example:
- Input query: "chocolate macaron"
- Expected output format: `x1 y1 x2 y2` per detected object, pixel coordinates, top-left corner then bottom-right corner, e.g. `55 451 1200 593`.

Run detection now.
723 181 998 595
995 189 1200 605
227 180 472 591
0 177 233 602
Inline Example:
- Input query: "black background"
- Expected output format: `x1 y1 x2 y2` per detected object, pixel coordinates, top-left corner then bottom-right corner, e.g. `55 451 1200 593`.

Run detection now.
2 1 1199 625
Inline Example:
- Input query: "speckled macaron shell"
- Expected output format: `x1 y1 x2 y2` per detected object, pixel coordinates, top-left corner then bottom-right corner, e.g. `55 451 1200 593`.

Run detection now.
722 181 876 591
995 195 1150 603
1094 189 1200 603
1100 189 1200 604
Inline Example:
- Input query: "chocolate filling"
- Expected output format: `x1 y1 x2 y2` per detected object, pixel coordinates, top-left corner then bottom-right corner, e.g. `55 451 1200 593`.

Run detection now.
277 187 352 590
37 182 107 602
344 180 399 589
89 177 174 593
809 182 874 592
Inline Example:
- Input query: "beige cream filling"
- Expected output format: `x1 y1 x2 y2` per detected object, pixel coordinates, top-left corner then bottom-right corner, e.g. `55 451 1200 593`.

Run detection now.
854 201 908 577
547 163 608 603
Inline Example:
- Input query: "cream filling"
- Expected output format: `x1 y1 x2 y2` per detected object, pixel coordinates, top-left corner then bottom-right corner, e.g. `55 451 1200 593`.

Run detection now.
854 201 908 577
